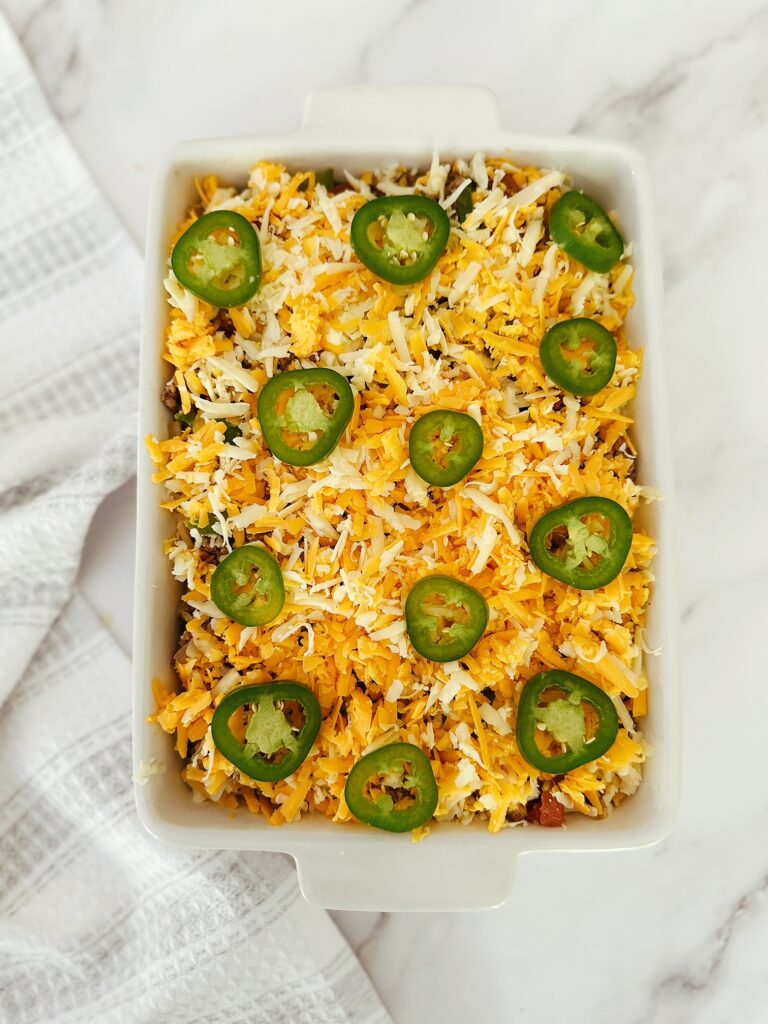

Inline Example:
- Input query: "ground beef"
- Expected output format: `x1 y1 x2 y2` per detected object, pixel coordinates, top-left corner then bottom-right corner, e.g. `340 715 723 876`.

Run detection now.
160 379 180 413
212 310 236 338
499 172 520 195
444 167 466 196
199 535 224 556
195 535 228 565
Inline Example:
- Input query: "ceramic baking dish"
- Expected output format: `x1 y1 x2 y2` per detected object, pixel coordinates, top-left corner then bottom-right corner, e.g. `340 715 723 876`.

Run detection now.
133 85 679 912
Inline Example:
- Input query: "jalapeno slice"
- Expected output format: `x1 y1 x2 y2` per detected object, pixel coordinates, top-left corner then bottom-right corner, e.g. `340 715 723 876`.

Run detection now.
549 192 624 274
212 682 321 782
171 210 262 308
175 408 197 430
210 545 285 626
257 368 354 467
455 183 474 223
220 419 242 444
540 318 617 397
351 195 450 285
315 168 335 190
529 497 632 590
409 410 484 487
516 670 619 774
345 742 438 832
405 575 489 662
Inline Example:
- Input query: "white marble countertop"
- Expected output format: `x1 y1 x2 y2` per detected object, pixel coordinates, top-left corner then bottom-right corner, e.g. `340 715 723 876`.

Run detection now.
4 0 767 1019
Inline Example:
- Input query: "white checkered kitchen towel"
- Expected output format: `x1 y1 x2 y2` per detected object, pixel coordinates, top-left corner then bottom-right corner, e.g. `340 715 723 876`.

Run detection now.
0 14 389 1024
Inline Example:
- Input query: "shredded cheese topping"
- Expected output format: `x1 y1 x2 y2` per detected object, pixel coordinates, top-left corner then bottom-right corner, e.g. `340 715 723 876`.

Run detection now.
148 155 654 834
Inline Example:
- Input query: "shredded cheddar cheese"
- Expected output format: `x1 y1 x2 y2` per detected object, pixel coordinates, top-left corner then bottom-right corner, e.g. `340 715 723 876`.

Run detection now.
148 154 655 832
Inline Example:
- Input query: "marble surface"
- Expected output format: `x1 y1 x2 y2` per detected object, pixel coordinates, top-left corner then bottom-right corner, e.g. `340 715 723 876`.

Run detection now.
4 0 767 1019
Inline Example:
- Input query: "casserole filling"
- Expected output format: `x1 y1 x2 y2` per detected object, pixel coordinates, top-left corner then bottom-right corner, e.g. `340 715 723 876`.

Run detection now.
148 154 656 836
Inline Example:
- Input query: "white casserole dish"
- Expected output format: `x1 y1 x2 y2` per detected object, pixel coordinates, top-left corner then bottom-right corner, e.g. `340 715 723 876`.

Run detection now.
133 85 679 912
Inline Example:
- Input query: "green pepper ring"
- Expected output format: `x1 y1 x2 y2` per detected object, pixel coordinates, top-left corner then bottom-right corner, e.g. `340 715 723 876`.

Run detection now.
211 682 321 782
345 742 439 833
549 191 624 274
539 318 617 397
516 670 619 774
210 545 285 626
454 182 474 223
257 368 354 467
409 409 484 487
171 210 263 308
405 575 489 663
528 496 632 591
351 195 451 285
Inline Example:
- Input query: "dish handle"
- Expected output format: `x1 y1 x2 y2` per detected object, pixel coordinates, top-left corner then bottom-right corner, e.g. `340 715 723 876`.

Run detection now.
292 840 517 912
302 85 502 140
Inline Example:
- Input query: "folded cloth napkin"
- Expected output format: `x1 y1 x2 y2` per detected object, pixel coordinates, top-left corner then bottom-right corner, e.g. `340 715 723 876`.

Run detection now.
0 15 389 1024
